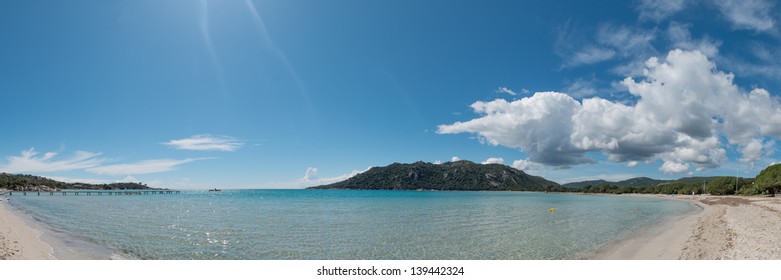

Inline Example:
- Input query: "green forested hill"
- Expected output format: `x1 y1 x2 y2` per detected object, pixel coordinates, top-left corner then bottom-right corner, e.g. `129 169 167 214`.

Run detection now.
308 161 559 191
564 176 725 189
0 173 157 191
562 177 667 188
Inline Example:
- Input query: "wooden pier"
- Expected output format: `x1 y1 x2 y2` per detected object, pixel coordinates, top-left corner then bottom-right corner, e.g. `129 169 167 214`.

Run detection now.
3 190 180 196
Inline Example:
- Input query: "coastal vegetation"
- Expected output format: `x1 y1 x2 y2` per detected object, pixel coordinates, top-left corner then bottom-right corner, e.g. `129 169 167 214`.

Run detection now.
562 177 669 189
0 173 156 191
309 161 781 196
755 164 781 196
5 163 781 196
564 177 756 195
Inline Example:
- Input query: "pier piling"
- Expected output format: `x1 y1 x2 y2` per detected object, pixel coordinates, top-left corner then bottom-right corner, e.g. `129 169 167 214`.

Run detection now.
3 190 179 197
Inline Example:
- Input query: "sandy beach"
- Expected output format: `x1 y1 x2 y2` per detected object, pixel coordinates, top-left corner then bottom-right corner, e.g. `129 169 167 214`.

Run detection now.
596 194 781 259
0 196 55 260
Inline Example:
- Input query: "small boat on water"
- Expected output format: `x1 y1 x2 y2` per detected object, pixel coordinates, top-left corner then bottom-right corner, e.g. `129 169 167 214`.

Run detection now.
208 188 222 192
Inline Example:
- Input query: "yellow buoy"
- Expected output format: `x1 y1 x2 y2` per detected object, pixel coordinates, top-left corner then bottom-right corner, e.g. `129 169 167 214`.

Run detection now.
550 207 555 214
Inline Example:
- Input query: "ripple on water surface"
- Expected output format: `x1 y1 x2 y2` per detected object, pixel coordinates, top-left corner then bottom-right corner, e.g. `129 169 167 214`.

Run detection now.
7 190 696 259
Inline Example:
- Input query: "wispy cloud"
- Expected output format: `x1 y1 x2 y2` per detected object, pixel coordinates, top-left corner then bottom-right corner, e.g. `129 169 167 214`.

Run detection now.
713 0 775 32
556 23 656 70
596 25 657 56
721 41 781 79
563 79 598 99
43 176 114 185
567 47 616 67
666 22 721 58
164 135 244 152
86 158 207 176
43 176 141 185
496 87 517 96
0 147 205 178
0 148 103 173
636 0 687 21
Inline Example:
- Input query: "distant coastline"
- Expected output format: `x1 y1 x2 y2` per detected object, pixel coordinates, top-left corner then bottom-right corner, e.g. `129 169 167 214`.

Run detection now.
1 173 160 192
309 161 780 197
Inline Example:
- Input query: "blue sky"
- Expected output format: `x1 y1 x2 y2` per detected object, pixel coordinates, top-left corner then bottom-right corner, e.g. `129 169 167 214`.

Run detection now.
2 0 781 189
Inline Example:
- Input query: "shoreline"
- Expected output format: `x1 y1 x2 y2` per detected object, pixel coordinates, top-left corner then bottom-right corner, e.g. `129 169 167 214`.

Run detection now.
0 196 55 260
0 195 116 260
591 194 708 259
593 194 781 259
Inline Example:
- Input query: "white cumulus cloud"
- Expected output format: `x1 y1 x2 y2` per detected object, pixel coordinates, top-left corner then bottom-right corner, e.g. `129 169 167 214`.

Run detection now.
481 157 505 165
297 166 372 187
439 49 781 170
450 156 461 162
438 91 591 166
118 176 141 183
739 139 765 163
511 159 541 171
164 135 244 152
302 167 319 181
660 161 690 174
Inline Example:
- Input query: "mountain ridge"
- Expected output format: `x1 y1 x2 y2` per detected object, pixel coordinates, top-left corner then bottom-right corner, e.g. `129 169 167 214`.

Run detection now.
562 176 737 189
308 160 559 191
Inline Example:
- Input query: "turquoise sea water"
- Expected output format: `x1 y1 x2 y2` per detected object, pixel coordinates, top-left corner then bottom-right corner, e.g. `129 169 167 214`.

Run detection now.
6 190 696 259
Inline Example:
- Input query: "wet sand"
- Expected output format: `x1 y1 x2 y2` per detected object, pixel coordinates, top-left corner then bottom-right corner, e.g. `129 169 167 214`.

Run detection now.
0 196 55 260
